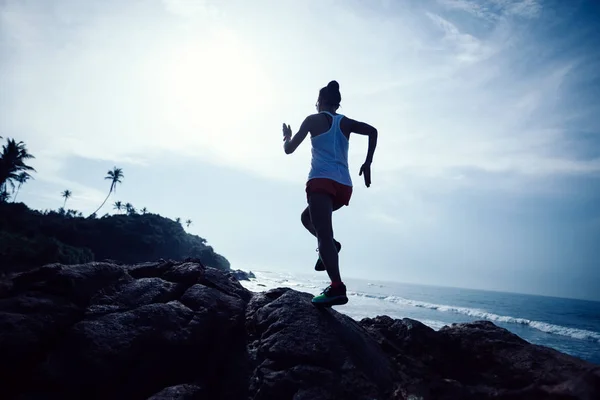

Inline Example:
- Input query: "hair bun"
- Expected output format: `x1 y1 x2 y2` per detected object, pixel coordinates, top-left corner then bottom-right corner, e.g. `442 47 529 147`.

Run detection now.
327 80 339 91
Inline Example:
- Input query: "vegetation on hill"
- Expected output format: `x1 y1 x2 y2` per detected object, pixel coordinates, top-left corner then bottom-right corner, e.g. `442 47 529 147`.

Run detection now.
0 136 229 271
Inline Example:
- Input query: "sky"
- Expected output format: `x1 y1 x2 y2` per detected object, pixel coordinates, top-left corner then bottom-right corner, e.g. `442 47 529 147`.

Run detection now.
1 0 599 301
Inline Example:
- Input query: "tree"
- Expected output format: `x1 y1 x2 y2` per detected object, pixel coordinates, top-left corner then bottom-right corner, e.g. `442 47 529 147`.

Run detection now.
113 200 123 213
141 207 147 215
185 219 192 228
12 172 32 202
0 137 36 201
175 217 181 225
90 167 123 217
61 190 72 208
124 202 137 215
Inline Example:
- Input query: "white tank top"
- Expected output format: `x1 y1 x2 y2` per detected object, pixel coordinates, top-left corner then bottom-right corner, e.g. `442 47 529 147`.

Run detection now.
307 111 352 187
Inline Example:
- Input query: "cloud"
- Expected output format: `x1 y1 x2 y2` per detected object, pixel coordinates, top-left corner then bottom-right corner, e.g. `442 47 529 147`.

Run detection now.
437 0 542 20
425 12 497 63
162 0 219 19
37 181 106 211
1 0 598 197
501 0 542 18
437 0 495 21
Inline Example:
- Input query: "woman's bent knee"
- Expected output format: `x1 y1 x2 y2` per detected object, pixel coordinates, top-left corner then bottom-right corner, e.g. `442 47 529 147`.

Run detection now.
301 209 313 231
301 208 309 222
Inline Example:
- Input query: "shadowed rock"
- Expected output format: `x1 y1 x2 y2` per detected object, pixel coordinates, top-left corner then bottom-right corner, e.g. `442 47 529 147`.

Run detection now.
0 261 597 400
246 288 395 400
147 384 204 400
230 269 256 281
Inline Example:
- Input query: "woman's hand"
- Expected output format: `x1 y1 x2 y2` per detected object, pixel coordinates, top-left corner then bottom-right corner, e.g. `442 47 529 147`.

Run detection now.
282 123 292 141
359 162 372 187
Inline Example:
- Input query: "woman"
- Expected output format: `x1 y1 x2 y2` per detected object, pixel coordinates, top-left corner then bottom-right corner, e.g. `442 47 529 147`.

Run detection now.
282 80 378 306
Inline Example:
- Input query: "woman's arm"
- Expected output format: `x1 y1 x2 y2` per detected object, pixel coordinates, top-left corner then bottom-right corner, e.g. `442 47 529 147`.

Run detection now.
344 118 378 163
283 116 311 154
342 117 378 187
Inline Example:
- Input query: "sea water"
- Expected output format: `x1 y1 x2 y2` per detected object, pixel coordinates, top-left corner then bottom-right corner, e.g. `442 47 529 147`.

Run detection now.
239 270 600 365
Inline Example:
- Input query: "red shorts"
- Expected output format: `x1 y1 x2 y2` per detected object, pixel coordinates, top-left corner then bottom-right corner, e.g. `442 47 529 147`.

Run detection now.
306 178 353 209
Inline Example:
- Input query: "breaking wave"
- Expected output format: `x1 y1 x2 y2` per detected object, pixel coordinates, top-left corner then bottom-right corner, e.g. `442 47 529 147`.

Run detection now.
349 292 600 343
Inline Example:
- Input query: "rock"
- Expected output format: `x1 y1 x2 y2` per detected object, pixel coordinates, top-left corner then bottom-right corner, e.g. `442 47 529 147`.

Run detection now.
0 292 83 396
180 284 246 327
0 260 250 400
100 258 124 265
245 288 395 399
40 301 199 398
162 262 205 285
182 257 206 266
433 321 599 398
200 267 252 303
126 260 175 279
85 277 186 319
229 269 256 281
360 318 600 399
11 262 130 306
147 384 204 399
0 261 598 400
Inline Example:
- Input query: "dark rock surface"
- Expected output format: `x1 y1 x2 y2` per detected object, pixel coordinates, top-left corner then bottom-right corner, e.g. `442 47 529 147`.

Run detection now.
230 269 256 281
0 261 598 400
246 288 395 399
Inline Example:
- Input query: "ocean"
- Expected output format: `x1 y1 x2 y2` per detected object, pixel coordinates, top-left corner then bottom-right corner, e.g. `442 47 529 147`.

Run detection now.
239 270 600 365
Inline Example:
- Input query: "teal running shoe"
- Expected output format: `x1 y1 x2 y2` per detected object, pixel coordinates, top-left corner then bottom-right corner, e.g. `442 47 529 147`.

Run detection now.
311 283 348 307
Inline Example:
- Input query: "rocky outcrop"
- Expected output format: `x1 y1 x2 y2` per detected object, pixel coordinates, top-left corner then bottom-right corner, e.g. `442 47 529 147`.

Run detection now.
0 261 598 400
246 288 396 399
361 316 600 399
230 269 256 281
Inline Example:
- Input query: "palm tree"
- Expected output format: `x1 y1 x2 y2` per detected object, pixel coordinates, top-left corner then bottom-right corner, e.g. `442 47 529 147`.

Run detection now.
0 138 36 200
12 172 32 202
125 202 133 214
61 190 72 208
113 200 123 213
90 166 123 217
185 219 192 228
141 207 147 215
175 217 181 225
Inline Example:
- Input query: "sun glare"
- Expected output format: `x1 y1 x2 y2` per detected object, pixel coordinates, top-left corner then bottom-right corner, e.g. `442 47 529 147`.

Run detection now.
160 29 272 144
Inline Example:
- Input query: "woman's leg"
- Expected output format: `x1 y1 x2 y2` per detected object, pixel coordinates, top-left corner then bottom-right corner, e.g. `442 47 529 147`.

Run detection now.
302 204 343 236
308 192 341 283
301 206 317 237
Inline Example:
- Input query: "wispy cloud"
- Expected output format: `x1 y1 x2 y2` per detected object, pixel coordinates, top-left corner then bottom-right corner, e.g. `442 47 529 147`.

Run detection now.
162 0 219 19
1 0 598 192
438 0 542 21
425 11 497 63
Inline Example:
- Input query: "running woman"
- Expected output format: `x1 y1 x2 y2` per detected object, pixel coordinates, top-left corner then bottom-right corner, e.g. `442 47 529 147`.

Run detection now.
282 80 378 306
